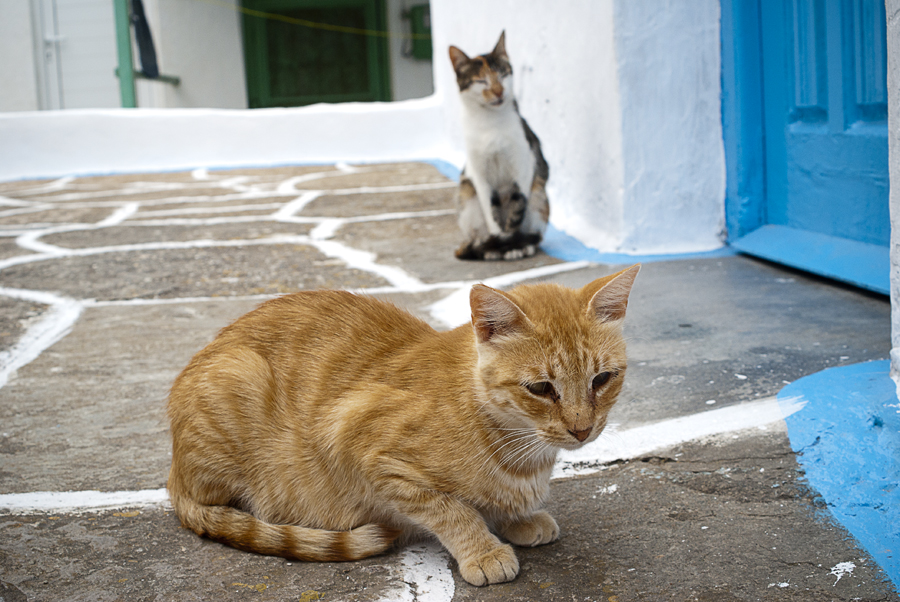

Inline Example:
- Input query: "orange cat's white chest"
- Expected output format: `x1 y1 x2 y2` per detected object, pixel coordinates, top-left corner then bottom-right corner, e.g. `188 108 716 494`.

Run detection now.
473 457 554 518
484 474 551 522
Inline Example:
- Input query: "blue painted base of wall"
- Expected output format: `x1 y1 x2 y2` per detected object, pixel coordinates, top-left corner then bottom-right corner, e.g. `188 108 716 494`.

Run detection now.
778 360 899 587
425 159 461 183
541 225 736 264
733 224 890 295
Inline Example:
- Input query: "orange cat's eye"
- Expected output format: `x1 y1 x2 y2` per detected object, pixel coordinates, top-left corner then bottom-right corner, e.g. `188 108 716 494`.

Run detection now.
592 372 613 389
526 381 555 398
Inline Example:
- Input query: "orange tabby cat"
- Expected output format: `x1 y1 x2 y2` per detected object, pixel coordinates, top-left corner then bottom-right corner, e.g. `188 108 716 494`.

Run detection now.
167 265 640 586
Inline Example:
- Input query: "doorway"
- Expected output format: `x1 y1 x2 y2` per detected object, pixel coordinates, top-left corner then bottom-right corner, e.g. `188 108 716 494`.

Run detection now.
722 0 889 294
31 0 120 109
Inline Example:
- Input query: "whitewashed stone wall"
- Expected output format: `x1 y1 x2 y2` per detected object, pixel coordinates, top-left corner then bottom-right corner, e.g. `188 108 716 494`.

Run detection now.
887 0 900 384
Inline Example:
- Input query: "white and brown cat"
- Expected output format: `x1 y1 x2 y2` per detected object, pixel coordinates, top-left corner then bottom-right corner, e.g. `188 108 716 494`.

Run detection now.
449 31 550 261
167 265 639 586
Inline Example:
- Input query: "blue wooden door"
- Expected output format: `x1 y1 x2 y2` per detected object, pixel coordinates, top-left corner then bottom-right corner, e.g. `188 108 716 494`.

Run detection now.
728 0 889 294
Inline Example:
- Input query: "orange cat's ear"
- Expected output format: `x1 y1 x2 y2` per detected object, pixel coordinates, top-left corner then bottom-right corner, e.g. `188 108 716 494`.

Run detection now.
470 284 529 344
583 264 641 323
492 30 507 58
449 46 470 72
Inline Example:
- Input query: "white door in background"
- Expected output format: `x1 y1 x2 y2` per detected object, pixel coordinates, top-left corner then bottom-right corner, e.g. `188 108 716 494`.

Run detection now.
33 0 120 109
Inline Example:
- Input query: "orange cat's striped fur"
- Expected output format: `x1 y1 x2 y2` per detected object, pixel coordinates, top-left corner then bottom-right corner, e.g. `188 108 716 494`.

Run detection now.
167 265 640 586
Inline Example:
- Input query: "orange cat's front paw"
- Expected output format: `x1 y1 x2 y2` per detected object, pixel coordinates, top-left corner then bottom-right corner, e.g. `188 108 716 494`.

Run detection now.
500 511 560 547
458 544 519 586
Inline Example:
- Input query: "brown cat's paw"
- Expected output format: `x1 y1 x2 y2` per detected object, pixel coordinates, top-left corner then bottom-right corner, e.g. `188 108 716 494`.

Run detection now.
458 544 519 586
500 511 560 547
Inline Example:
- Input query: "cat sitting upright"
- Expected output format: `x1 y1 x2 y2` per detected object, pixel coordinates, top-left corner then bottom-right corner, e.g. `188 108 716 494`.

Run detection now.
166 265 640 586
449 31 550 261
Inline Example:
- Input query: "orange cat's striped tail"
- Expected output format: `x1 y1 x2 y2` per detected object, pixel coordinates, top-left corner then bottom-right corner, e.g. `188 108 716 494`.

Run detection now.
168 490 399 562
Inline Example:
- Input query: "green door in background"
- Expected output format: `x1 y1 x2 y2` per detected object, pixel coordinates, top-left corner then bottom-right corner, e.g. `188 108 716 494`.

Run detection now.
242 0 391 108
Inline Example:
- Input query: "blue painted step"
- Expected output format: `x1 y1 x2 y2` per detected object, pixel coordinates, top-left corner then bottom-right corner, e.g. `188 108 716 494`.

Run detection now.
732 224 889 295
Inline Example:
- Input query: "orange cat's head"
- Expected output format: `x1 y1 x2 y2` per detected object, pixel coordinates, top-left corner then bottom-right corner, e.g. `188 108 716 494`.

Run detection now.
470 265 640 451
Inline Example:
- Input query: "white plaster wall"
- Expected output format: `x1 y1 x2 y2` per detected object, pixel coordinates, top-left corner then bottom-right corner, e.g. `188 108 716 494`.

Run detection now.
887 0 900 383
387 0 435 101
429 0 626 250
614 1 726 254
0 1 41 112
0 97 449 181
137 0 248 109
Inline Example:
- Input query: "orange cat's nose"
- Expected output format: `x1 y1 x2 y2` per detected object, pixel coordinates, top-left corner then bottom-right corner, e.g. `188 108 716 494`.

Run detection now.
568 427 592 442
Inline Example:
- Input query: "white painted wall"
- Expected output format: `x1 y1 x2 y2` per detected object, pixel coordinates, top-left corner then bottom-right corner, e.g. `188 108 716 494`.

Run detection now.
887 0 900 384
0 1 41 112
387 0 435 101
136 0 247 109
0 98 451 180
615 1 725 254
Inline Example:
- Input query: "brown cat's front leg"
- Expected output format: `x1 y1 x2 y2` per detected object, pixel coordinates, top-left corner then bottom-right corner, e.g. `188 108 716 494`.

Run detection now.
382 477 519 586
499 511 560 547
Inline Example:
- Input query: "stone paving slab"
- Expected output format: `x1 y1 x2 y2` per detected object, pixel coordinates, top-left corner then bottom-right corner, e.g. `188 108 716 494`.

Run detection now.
43 222 317 248
0 206 116 227
3 245 387 300
302 188 455 218
0 240 34 261
0 162 896 601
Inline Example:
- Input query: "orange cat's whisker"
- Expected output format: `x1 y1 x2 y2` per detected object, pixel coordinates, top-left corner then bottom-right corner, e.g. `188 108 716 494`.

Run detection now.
479 431 539 475
509 438 551 473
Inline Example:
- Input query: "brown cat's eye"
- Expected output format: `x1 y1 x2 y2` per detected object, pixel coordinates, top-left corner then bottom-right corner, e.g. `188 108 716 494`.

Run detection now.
592 372 613 389
525 381 556 399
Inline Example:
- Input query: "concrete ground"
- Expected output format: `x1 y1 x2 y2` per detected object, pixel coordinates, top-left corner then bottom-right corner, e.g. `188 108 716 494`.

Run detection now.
0 162 896 601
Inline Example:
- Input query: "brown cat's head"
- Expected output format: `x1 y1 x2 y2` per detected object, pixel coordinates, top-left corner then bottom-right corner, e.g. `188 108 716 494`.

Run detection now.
448 31 512 108
470 265 640 451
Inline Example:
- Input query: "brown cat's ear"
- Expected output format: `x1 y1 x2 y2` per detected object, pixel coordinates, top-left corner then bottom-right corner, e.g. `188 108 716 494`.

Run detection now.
492 30 507 58
449 46 470 73
583 264 641 323
470 284 529 344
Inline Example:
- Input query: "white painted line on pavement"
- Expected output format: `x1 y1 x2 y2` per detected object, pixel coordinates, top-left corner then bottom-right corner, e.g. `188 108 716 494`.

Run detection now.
427 260 593 327
309 238 428 292
0 488 169 514
0 398 804 514
0 288 83 389
553 395 807 478
273 191 323 220
377 541 455 602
